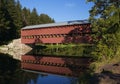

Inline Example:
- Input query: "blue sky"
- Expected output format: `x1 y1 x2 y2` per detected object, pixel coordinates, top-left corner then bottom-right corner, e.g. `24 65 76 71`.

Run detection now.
19 0 93 22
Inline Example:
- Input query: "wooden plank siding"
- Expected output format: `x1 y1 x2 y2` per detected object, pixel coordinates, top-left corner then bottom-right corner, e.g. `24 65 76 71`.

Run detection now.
21 21 92 44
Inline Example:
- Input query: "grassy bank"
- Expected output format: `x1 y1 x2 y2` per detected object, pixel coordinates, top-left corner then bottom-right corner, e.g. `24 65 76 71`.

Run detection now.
91 55 120 73
90 46 120 73
30 43 93 57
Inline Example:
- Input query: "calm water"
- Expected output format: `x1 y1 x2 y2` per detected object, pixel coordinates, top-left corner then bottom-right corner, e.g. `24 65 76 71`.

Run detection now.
0 46 92 84
23 70 78 84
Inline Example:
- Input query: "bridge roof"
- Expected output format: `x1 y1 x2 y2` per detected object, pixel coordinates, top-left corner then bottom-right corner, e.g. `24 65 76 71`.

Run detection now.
22 20 90 30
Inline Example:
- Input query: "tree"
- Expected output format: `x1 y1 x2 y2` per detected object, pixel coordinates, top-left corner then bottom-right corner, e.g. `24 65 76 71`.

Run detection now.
22 7 31 26
29 8 39 25
0 0 17 44
5 0 18 37
15 0 23 37
87 0 120 60
39 13 55 24
0 0 55 45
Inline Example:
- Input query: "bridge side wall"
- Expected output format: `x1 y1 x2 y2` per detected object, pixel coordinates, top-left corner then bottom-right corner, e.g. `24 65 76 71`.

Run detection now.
21 23 92 44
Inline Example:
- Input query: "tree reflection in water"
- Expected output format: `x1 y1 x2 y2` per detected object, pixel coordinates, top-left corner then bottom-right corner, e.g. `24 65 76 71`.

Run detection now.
0 53 79 84
0 53 20 84
0 43 94 84
0 53 39 84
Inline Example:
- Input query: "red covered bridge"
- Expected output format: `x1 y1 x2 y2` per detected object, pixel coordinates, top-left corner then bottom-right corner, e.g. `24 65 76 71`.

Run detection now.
21 20 92 44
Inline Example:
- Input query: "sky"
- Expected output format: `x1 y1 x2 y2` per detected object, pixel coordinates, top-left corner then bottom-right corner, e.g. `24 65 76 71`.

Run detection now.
19 0 94 22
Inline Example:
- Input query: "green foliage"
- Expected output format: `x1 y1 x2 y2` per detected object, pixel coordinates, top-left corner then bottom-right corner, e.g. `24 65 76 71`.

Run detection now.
29 44 93 57
22 7 31 26
91 41 114 61
39 13 55 24
87 0 120 61
29 8 39 25
0 0 17 44
0 0 55 45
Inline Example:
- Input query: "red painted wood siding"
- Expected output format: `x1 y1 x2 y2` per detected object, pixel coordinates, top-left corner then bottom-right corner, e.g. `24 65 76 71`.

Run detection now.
21 24 92 44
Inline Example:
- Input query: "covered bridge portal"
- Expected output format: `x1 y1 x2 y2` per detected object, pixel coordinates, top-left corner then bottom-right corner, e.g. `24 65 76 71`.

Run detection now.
21 20 92 44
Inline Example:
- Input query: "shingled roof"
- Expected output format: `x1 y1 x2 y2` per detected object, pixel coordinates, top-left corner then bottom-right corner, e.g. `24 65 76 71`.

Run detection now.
22 20 90 30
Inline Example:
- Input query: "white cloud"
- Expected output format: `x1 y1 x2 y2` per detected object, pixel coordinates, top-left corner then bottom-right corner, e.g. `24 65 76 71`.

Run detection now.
65 3 76 7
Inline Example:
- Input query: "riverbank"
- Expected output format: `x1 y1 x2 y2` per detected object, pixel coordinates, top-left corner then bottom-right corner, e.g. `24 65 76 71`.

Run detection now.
89 56 120 84
0 38 119 83
0 38 32 60
79 61 120 84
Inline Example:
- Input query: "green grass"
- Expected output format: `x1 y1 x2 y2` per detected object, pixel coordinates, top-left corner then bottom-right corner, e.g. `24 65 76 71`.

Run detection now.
31 43 94 57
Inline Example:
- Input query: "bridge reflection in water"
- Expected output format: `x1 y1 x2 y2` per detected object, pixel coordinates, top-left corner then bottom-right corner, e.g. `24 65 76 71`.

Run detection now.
21 55 92 77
